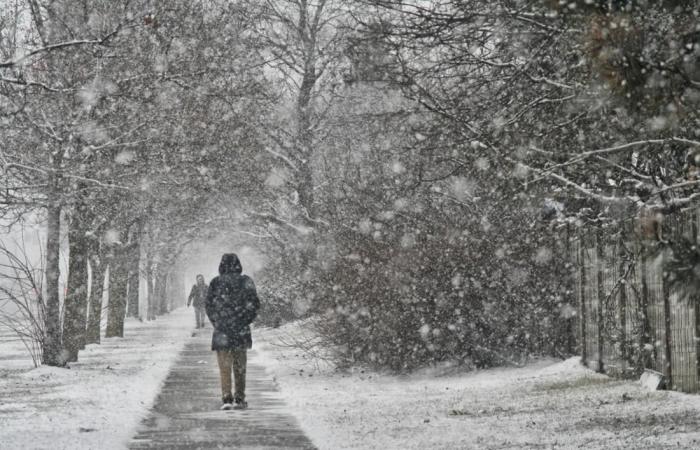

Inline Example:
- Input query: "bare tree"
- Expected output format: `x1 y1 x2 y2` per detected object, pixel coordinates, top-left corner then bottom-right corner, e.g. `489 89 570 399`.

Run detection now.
0 230 46 367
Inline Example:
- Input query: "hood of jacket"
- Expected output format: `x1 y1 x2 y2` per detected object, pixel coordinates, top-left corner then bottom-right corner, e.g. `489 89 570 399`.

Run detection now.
218 253 242 275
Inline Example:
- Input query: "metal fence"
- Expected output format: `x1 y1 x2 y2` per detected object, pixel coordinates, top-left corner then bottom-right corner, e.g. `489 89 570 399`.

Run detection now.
575 209 700 393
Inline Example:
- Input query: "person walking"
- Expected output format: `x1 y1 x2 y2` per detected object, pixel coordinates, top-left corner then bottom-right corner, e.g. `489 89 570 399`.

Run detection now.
205 253 260 410
187 274 208 329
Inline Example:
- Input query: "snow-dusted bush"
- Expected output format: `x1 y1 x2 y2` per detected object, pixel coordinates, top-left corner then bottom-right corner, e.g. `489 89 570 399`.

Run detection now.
308 195 575 371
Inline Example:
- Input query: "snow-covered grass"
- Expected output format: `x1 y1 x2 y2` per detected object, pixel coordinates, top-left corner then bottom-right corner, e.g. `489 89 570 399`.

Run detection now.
253 321 700 450
0 325 37 370
0 308 193 450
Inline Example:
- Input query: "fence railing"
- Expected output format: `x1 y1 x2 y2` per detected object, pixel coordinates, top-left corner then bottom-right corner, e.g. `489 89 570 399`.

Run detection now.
575 209 700 393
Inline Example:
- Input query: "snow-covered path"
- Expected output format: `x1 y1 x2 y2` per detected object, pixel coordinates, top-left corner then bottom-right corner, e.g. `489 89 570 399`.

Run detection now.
255 323 700 450
129 330 314 449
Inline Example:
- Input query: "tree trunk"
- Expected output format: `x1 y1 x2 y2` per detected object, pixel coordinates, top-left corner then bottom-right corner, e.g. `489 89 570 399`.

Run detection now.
166 272 174 312
63 203 89 362
295 78 318 275
168 271 185 312
85 257 105 344
155 269 168 315
595 229 605 374
105 242 129 338
173 272 185 309
42 155 64 367
146 253 156 321
85 253 106 345
126 238 141 318
296 68 316 219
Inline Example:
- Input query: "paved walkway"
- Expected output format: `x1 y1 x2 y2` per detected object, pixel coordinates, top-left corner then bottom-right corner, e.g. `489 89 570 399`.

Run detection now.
130 330 316 450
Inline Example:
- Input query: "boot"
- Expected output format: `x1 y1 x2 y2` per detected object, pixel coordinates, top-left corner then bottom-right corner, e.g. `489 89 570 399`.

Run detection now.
221 394 234 411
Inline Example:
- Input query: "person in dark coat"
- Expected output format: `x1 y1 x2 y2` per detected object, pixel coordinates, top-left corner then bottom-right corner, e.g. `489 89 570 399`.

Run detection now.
187 274 208 328
205 253 260 410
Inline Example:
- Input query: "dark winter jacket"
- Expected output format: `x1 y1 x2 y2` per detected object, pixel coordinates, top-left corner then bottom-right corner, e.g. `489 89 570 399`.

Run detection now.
187 283 208 308
205 254 260 351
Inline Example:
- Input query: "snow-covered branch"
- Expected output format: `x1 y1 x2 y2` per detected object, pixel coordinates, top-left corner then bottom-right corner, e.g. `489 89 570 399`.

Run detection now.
558 137 699 166
0 76 71 92
531 137 700 177
0 33 120 69
3 163 134 191
249 211 312 235
263 146 299 172
652 180 700 196
548 173 630 204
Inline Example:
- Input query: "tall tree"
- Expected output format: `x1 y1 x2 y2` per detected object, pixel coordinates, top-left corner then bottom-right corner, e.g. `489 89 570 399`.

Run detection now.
247 0 349 220
63 183 89 362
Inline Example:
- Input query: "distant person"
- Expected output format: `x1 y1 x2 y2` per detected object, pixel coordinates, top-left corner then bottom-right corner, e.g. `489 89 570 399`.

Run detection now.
205 253 260 410
187 274 208 329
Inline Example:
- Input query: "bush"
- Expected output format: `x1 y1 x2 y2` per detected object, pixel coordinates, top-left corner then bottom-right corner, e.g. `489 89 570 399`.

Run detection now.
306 192 576 372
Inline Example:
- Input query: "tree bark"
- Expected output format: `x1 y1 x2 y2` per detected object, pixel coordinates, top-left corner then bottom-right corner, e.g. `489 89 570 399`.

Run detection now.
105 241 129 338
295 67 321 275
42 151 64 367
155 269 168 315
146 253 156 321
85 254 106 345
126 236 141 318
166 272 175 312
595 229 605 374
296 62 317 219
63 199 90 361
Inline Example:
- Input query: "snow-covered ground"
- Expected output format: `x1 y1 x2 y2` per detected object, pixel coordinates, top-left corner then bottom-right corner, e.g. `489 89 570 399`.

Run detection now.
0 308 192 450
3 314 700 450
253 322 700 450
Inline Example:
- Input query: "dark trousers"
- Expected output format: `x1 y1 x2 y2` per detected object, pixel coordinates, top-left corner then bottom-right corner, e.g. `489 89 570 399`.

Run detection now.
194 306 206 328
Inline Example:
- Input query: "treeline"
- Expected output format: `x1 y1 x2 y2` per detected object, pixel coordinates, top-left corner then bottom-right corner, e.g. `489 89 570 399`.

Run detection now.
256 0 699 370
0 0 271 366
1 0 697 371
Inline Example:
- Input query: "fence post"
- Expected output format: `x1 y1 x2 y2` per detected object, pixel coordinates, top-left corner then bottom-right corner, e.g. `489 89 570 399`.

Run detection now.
566 223 575 354
618 236 627 371
579 234 587 367
693 211 699 390
596 229 605 374
639 248 653 369
662 250 674 389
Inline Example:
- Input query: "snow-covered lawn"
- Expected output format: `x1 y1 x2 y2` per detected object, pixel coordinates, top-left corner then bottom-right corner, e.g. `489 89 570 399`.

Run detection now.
0 308 192 450
253 322 700 450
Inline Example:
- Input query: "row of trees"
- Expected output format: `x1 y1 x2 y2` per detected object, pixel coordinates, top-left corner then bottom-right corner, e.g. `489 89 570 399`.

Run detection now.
0 0 273 366
254 0 699 370
2 0 697 371
302 0 699 369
